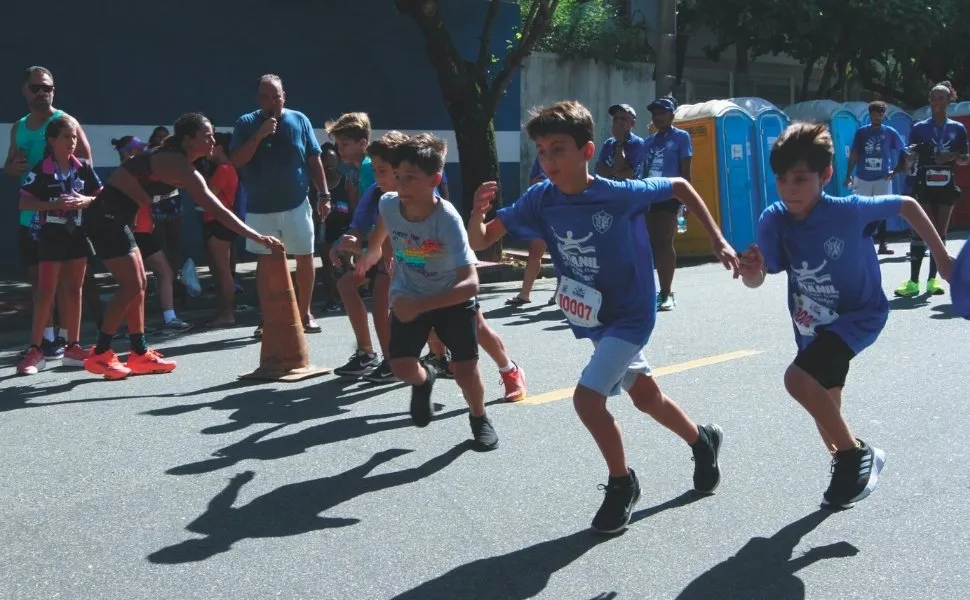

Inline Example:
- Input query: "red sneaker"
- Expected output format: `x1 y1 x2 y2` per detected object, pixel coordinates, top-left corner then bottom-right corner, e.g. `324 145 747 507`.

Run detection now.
62 342 87 368
16 346 46 376
500 363 527 402
84 348 132 381
126 348 177 375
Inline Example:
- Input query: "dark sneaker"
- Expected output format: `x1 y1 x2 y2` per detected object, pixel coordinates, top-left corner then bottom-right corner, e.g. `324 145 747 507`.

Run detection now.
410 365 436 427
162 318 194 332
323 301 342 314
363 360 396 383
253 321 264 339
822 439 886 510
421 351 454 379
591 468 642 534
334 350 380 377
41 338 65 360
691 424 723 494
469 414 499 450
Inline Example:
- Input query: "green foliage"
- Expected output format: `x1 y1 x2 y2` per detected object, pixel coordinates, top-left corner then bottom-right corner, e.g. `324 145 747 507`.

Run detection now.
522 0 650 66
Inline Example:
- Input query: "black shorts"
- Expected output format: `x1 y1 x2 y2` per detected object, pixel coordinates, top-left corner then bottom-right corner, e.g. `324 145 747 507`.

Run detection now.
650 198 681 214
88 222 137 261
37 224 93 262
323 214 352 246
18 225 39 267
792 330 856 389
916 186 961 207
134 232 161 257
389 299 479 362
203 220 237 243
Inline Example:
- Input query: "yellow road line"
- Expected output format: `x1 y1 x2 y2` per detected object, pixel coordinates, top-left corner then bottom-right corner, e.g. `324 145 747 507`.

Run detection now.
519 349 763 405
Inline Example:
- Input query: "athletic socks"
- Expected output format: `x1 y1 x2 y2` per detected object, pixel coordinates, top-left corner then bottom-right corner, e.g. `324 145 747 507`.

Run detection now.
94 331 114 355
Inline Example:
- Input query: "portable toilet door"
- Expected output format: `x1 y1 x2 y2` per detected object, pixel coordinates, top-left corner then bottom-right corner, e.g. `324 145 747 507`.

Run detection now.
885 106 914 232
784 101 849 195
784 100 842 124
674 100 758 254
829 105 862 196
730 98 790 214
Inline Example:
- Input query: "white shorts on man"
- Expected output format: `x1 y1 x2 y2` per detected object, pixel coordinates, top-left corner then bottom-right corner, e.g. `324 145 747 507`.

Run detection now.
853 177 893 197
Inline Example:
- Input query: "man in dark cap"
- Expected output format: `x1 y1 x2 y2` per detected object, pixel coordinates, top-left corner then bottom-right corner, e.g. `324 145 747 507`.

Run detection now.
595 103 646 181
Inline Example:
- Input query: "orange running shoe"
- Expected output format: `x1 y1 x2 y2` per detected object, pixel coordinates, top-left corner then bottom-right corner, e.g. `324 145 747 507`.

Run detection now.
84 348 132 381
500 362 527 402
126 348 177 375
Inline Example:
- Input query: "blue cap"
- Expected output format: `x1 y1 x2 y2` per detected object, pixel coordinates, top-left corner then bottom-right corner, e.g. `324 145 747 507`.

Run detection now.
648 97 677 114
608 103 638 120
952 242 970 319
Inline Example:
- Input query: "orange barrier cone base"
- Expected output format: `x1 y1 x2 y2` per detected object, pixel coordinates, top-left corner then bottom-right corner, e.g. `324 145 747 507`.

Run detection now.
239 364 331 382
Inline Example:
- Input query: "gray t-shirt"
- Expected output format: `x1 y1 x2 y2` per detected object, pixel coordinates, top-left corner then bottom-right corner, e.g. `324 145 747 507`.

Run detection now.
378 193 478 301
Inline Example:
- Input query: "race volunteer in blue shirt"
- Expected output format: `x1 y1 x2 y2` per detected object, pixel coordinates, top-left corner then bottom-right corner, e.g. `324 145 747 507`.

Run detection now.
843 101 904 255
230 73 331 335
642 96 693 311
594 103 645 181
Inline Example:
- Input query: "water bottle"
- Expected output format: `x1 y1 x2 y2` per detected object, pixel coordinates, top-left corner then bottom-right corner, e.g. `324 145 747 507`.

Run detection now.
677 204 687 234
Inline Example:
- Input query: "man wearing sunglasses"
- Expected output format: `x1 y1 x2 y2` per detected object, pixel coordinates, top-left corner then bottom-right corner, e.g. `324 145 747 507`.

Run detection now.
4 66 93 361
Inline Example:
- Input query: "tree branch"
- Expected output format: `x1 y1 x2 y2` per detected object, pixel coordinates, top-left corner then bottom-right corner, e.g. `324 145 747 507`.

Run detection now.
395 0 471 99
485 0 558 116
477 0 502 73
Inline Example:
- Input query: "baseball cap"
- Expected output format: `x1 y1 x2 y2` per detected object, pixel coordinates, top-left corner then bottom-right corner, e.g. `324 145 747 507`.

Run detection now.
648 97 677 114
608 103 637 120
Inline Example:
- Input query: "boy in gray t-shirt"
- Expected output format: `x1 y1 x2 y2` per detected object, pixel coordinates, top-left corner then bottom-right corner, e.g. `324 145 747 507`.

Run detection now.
356 133 498 450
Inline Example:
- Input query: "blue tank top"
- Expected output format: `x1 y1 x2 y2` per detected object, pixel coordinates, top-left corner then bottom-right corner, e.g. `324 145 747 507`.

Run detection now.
15 109 64 227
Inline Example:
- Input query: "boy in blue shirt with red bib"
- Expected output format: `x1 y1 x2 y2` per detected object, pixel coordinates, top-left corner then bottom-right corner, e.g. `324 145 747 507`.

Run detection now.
469 101 739 534
738 122 953 509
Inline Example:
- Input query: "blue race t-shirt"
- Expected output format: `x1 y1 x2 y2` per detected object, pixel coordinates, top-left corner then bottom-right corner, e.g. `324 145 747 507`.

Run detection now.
598 133 646 178
952 241 970 319
497 176 673 346
642 127 692 178
230 109 322 214
529 157 547 182
757 193 903 354
852 125 904 181
350 183 382 235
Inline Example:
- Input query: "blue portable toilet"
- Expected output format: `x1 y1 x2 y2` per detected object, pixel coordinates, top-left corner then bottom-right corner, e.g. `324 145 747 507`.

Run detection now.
784 100 859 196
882 105 914 232
730 97 790 214
673 100 758 252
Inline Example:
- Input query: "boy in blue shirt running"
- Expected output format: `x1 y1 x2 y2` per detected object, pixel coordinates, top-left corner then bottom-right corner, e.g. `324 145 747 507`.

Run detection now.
738 122 953 509
469 100 739 534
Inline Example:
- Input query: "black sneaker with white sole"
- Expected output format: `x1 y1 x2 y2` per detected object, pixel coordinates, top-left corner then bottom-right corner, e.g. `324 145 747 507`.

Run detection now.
591 468 642 534
334 350 380 377
469 414 498 449
421 350 454 379
410 365 436 427
363 360 396 383
691 424 723 494
821 439 886 509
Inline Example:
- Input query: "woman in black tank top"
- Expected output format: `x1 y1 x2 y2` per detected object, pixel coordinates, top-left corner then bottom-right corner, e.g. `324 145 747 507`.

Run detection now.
82 113 283 379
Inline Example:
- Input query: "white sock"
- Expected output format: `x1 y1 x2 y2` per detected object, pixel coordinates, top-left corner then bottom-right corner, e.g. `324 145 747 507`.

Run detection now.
498 362 515 373
163 310 176 323
43 327 55 342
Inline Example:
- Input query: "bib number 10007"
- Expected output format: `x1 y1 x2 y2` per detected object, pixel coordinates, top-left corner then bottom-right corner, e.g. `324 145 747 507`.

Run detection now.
556 276 603 328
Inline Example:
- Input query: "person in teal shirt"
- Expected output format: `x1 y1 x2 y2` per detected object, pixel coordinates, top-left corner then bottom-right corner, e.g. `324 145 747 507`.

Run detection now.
4 66 93 360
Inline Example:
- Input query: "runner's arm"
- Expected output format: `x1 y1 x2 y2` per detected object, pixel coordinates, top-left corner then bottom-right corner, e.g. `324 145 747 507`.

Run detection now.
4 124 25 178
468 212 505 251
358 215 388 270
670 178 724 243
75 123 93 162
105 167 155 207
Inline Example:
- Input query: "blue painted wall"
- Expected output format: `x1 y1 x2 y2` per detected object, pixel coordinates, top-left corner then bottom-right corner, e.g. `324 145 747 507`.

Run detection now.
0 0 522 275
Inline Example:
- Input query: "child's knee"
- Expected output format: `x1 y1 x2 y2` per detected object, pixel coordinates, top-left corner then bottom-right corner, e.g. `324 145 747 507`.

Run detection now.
630 375 664 413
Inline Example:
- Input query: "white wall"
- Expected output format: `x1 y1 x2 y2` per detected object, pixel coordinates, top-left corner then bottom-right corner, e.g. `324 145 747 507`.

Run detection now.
519 52 657 189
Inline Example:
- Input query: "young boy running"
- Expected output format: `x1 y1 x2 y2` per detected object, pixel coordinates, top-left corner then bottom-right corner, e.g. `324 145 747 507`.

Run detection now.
326 112 375 207
468 101 734 532
356 133 498 450
737 122 953 509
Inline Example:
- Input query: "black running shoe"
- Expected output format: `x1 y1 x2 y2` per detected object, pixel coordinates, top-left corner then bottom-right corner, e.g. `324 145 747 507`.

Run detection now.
334 350 380 377
591 469 641 534
410 365 436 427
822 439 886 509
691 424 723 494
363 360 396 383
421 350 454 379
469 414 498 450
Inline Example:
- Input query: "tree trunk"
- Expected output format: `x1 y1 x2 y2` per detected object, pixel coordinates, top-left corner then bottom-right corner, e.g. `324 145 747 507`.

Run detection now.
733 41 750 97
452 111 502 262
799 56 817 102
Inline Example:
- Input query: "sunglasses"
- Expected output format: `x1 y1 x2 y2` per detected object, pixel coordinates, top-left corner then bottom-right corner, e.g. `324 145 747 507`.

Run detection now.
28 84 54 94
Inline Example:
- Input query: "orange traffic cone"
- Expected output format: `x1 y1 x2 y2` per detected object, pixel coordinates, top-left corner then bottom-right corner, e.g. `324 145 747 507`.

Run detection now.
239 250 331 382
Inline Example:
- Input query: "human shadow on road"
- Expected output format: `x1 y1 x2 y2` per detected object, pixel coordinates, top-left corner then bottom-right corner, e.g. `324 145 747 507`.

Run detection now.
0 378 170 413
147 444 472 564
144 377 405 434
930 303 962 320
390 491 704 600
149 335 258 359
675 510 856 599
166 404 465 475
888 294 932 311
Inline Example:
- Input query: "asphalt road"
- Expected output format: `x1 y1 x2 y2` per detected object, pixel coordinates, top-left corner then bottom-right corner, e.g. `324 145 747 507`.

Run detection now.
1 236 967 600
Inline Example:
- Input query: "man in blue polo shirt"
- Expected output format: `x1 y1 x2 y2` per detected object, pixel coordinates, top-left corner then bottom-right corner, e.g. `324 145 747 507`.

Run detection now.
595 103 646 181
231 74 331 336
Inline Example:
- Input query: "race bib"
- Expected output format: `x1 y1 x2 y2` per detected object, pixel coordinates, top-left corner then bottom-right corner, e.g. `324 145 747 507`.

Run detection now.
152 190 179 204
648 168 663 178
792 293 838 337
925 169 952 187
556 276 603 328
864 158 883 171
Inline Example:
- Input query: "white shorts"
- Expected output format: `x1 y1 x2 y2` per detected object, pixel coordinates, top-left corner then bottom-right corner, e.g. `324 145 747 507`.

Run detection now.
853 177 893 197
245 201 314 255
578 336 652 397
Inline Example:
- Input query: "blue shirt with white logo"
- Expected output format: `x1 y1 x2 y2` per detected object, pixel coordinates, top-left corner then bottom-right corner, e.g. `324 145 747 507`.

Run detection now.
497 176 673 346
852 125 904 181
598 133 646 177
641 127 692 178
757 193 903 354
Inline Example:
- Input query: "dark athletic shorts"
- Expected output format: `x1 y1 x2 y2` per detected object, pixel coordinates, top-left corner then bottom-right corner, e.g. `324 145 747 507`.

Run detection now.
792 330 856 389
650 198 681 214
134 232 161 257
37 224 94 262
389 299 479 362
203 220 237 243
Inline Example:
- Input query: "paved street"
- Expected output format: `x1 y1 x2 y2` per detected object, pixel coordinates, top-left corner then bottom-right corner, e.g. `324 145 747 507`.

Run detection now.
1 236 967 600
